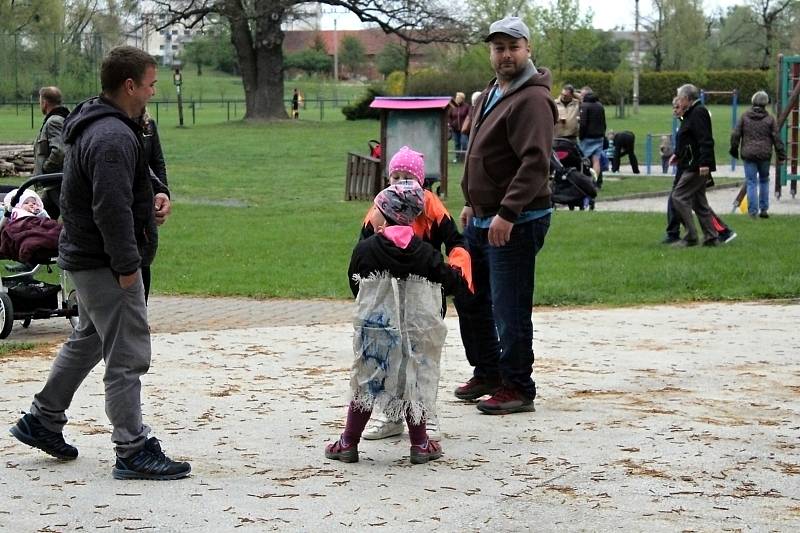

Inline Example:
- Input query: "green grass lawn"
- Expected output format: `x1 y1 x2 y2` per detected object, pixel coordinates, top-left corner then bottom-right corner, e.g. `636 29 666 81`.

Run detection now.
0 69 366 142
152 67 369 104
2 115 798 306
0 342 34 356
154 201 800 305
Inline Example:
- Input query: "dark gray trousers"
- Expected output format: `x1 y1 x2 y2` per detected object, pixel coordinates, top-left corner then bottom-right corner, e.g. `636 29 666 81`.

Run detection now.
31 268 151 457
671 171 718 242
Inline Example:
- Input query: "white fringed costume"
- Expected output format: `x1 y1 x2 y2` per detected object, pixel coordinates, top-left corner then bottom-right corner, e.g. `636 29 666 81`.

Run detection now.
350 273 448 424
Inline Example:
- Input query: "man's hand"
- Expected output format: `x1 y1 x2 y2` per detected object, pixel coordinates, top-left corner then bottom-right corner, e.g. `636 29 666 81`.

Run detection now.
119 271 139 289
154 193 171 226
668 154 677 166
459 206 473 229
699 166 710 177
488 215 513 247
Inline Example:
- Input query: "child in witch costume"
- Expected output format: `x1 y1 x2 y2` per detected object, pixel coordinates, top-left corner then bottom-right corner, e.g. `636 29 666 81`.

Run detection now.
358 145 472 441
326 180 470 464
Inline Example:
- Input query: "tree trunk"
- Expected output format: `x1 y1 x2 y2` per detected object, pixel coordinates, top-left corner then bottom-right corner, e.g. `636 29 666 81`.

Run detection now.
760 23 773 70
224 0 288 120
653 49 662 72
403 40 411 88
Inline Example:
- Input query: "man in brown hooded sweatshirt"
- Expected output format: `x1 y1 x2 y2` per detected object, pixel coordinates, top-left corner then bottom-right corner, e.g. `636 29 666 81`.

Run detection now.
454 16 557 415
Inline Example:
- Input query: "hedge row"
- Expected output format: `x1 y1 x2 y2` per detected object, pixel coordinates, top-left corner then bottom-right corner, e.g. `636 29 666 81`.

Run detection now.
633 70 773 105
404 68 490 99
403 69 773 105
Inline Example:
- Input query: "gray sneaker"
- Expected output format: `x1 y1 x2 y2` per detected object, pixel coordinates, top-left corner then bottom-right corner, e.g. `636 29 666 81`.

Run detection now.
426 415 441 441
362 413 404 440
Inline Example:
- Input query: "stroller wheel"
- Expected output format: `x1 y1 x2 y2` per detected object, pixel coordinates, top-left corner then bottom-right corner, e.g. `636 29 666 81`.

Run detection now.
0 292 13 339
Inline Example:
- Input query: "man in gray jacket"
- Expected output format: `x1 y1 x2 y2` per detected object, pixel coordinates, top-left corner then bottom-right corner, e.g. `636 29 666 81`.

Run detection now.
10 46 190 480
33 86 69 176
33 86 70 220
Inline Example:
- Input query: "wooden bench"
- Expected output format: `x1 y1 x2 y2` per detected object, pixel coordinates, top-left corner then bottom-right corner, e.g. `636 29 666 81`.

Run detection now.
345 152 383 201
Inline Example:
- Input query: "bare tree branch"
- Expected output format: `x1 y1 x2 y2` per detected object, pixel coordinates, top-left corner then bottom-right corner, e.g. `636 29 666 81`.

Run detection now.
142 0 468 119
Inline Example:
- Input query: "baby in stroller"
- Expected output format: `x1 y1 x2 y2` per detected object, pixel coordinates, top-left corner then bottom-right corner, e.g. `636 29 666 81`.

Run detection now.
550 137 598 211
1 178 75 339
5 189 50 221
0 188 61 266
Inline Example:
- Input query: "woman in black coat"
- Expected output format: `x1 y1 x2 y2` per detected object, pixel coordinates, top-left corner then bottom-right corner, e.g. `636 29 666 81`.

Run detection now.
140 110 168 301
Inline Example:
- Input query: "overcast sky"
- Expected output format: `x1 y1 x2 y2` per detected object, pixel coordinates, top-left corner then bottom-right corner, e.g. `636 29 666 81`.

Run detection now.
591 0 742 31
319 0 744 32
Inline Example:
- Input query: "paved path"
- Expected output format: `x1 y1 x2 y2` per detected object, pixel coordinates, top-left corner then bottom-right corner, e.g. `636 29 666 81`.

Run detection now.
599 171 800 216
2 301 798 531
4 296 355 344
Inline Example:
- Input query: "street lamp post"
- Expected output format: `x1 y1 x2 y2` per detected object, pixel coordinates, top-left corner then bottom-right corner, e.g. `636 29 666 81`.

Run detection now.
333 17 339 83
633 0 640 114
319 7 348 103
173 65 184 127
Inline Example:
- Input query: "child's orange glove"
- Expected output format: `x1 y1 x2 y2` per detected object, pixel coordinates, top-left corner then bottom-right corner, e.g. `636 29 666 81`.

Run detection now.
447 247 474 294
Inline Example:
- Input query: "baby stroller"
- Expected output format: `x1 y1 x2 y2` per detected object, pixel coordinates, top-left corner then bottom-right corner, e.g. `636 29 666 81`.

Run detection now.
0 173 78 339
550 137 597 210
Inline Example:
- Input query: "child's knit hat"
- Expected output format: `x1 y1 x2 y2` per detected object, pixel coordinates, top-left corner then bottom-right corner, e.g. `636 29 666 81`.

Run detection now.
373 180 424 226
3 189 43 210
3 188 45 221
387 146 425 185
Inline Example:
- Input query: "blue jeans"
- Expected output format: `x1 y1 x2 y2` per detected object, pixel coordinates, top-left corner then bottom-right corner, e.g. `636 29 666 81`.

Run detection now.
744 159 770 215
454 215 550 399
452 132 468 161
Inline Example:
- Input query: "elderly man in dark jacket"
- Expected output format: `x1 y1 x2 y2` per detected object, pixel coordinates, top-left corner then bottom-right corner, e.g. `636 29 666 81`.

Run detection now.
671 84 718 247
10 46 191 481
730 90 786 218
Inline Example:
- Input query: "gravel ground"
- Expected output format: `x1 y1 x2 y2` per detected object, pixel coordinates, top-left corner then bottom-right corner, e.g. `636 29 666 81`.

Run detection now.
2 301 799 531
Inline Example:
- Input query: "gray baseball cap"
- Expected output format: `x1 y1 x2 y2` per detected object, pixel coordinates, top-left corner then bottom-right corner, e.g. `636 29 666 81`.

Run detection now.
484 16 530 42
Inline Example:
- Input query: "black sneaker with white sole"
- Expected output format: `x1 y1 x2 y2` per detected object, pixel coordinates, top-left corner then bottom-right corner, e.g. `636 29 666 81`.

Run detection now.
9 412 78 460
719 230 738 244
112 437 191 480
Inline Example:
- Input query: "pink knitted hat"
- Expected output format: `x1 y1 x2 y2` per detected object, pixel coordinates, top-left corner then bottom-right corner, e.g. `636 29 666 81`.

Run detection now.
387 146 425 185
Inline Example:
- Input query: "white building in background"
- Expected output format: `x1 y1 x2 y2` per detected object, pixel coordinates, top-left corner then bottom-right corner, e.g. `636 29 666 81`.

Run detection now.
125 4 362 64
126 13 201 66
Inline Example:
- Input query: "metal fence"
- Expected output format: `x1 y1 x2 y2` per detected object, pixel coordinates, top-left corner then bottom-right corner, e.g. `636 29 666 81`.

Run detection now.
0 97 354 129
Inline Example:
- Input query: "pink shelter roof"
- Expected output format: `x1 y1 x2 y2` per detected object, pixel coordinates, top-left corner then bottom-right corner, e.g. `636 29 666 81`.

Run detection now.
370 97 452 110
